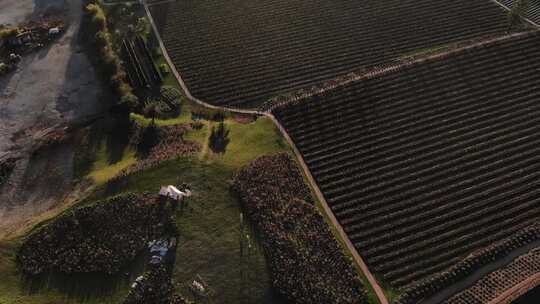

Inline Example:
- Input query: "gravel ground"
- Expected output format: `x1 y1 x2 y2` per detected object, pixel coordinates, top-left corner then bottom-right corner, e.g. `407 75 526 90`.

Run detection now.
0 0 34 26
0 0 103 237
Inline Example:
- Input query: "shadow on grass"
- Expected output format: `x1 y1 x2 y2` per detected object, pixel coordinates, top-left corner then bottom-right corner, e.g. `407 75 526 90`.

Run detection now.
20 252 147 302
208 122 230 154
74 115 134 179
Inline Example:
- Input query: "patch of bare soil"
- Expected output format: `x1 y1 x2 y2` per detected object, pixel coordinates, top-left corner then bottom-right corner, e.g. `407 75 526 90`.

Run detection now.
232 113 256 124
0 0 104 238
0 0 35 26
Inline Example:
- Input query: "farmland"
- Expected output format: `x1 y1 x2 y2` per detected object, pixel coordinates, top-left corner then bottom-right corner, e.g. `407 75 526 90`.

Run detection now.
273 30 540 296
149 0 510 108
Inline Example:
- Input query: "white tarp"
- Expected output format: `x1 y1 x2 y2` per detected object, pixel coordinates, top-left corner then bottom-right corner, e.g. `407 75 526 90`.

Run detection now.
159 185 192 201
49 27 60 35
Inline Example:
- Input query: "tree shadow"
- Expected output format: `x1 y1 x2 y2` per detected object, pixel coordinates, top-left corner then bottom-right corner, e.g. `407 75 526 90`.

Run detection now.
105 117 132 164
136 124 159 158
21 252 147 301
208 122 230 154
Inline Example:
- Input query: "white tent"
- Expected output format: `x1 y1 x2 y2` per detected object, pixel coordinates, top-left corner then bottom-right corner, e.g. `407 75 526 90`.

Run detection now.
159 185 192 201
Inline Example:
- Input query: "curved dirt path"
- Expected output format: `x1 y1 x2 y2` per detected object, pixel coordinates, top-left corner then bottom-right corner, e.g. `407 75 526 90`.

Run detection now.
143 2 388 304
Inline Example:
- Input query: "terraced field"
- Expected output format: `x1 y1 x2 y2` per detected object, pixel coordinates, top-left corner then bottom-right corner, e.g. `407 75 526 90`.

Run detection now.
149 0 510 108
273 31 540 289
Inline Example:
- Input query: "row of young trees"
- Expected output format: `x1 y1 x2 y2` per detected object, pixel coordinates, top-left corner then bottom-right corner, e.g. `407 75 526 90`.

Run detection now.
84 1 139 112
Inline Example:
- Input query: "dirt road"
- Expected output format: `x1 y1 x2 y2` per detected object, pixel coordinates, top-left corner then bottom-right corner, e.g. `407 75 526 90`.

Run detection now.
0 0 103 237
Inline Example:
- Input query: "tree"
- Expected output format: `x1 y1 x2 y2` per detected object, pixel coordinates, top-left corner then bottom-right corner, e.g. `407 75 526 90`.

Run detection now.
508 0 530 31
135 17 151 39
144 101 159 125
118 93 139 113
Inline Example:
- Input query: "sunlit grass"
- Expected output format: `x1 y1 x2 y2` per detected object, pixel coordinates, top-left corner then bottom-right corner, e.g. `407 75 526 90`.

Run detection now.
87 143 137 185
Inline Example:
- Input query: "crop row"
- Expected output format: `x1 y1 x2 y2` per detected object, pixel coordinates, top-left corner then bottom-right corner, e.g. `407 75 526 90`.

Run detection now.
150 0 510 108
444 247 540 304
273 31 540 288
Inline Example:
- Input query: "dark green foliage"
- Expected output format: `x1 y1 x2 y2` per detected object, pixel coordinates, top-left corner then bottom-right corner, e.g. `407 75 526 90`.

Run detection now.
232 154 368 304
85 2 139 111
208 122 230 154
18 193 176 275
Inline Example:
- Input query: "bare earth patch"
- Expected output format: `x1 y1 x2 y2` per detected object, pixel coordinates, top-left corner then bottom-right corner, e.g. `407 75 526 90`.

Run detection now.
0 0 103 238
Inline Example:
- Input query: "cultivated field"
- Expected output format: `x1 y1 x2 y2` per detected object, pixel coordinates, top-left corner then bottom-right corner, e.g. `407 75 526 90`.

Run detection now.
273 31 540 291
149 0 510 108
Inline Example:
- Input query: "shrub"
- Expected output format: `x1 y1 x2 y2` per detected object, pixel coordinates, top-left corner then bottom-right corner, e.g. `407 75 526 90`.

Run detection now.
119 93 139 111
0 62 10 75
232 154 368 304
0 27 19 39
159 63 169 75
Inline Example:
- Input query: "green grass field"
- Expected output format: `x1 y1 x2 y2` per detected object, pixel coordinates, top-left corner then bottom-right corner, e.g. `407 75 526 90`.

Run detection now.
95 109 290 303
0 101 290 304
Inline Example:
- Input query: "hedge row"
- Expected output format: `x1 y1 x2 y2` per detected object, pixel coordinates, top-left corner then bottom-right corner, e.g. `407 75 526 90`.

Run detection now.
232 153 368 304
84 1 138 111
18 193 175 275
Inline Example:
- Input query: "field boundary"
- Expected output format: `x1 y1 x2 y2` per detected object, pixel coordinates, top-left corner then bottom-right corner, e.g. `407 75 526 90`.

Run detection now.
143 2 388 304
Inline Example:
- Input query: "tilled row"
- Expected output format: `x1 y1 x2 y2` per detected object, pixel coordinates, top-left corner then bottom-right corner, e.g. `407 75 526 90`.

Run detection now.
273 31 540 288
150 0 509 108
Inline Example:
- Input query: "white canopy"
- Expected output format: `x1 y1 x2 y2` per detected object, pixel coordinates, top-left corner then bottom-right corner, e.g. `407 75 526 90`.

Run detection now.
159 185 192 201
